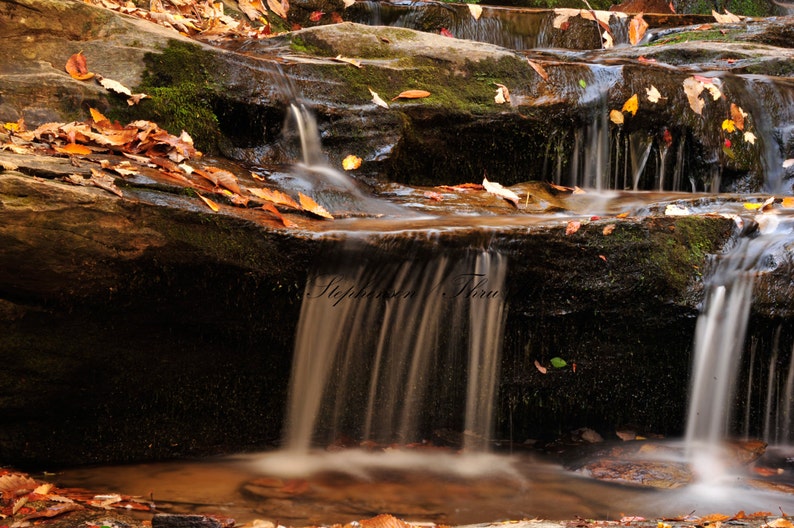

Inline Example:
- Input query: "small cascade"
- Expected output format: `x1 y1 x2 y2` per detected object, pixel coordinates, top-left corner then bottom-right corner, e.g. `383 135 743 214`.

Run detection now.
283 243 508 452
685 215 794 478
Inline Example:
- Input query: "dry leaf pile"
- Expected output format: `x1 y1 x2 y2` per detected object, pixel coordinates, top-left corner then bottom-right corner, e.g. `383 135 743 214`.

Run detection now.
1 109 334 227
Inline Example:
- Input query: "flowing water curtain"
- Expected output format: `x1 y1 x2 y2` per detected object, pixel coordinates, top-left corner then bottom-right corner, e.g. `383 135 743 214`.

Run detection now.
283 245 508 451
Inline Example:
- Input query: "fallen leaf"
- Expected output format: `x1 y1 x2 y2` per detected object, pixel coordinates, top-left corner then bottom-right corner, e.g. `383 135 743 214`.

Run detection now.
565 220 581 235
238 0 268 20
494 84 510 104
602 30 614 49
204 166 242 194
665 203 690 216
392 89 431 101
334 55 362 68
267 0 288 19
89 167 123 197
468 3 483 19
423 191 443 201
96 75 132 96
712 9 741 23
579 79 587 89
628 13 648 45
534 360 547 374
616 211 630 218
483 176 520 206
196 192 220 212
550 357 567 368
89 107 110 124
440 27 454 37
527 58 549 81
621 94 639 116
598 254 607 262
609 109 624 125
262 202 297 228
309 10 324 21
781 197 794 208
54 143 93 156
637 55 656 63
682 77 706 114
603 224 616 235
342 154 362 170
249 187 300 209
646 85 662 103
299 193 334 219
743 131 756 144
65 51 95 80
369 88 389 109
722 119 736 133
731 103 747 131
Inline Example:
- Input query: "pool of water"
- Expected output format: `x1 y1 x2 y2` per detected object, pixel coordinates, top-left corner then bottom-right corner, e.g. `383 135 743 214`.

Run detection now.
51 445 794 526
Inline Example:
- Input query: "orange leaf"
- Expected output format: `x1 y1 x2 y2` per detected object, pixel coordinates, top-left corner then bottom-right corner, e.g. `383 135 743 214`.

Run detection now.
628 13 648 45
527 58 549 81
203 167 242 195
267 0 288 19
391 90 431 101
249 187 300 209
298 193 334 219
342 154 362 171
196 192 220 212
565 220 581 235
262 202 297 228
602 224 616 235
534 360 547 374
54 143 92 156
89 107 110 124
781 197 794 208
65 52 95 81
730 103 746 131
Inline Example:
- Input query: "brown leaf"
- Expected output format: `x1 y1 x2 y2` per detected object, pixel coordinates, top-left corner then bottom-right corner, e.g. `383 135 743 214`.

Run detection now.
602 224 616 235
238 0 267 20
730 103 746 131
534 360 547 374
298 193 334 219
391 90 431 101
65 52 95 81
89 108 110 124
90 168 123 197
204 167 242 194
527 58 549 81
0 473 39 497
267 0 288 19
54 143 93 156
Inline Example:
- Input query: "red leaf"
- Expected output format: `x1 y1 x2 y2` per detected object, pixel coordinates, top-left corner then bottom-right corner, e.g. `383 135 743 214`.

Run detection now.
440 28 454 37
309 10 324 21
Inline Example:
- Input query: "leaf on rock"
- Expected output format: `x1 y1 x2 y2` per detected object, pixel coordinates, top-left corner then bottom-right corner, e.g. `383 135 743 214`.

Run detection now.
0 473 39 497
565 220 581 235
722 119 736 133
333 55 362 68
621 94 639 116
534 360 547 374
468 3 483 19
646 85 662 103
196 192 220 212
494 84 510 105
682 77 706 115
712 9 741 23
603 224 616 235
249 187 300 209
628 13 648 45
392 90 431 101
482 177 519 206
54 143 93 156
550 357 567 368
440 27 454 37
65 52 95 80
369 88 389 109
204 166 242 194
609 109 624 125
729 103 747 130
781 197 794 208
262 202 297 228
267 0 288 19
96 75 132 96
665 203 690 216
89 107 110 124
309 10 324 21
89 168 123 197
238 0 268 20
299 193 334 219
342 154 362 170
526 58 549 81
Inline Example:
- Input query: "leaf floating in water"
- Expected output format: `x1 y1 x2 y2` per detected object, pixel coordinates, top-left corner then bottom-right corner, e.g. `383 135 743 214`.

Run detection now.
628 13 648 45
565 220 581 235
682 77 706 115
621 94 639 116
65 51 94 81
712 8 741 23
646 85 662 104
299 193 334 219
391 89 431 101
731 103 747 131
342 154 362 170
527 58 549 81
369 88 389 109
468 3 483 19
482 176 519 206
609 109 624 125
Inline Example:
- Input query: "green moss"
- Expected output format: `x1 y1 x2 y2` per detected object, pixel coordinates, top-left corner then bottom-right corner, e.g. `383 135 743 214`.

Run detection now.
648 28 740 45
106 41 225 153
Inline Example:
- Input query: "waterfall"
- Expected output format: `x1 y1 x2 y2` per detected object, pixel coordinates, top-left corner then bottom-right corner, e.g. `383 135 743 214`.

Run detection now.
283 243 508 452
685 214 794 477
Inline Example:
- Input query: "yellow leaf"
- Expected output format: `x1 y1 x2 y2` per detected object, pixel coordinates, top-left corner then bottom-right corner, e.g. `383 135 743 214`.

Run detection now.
369 88 389 109
743 202 763 210
333 55 362 68
609 109 624 125
89 107 109 124
391 90 431 101
4 122 20 132
468 3 483 19
298 193 334 219
781 197 794 208
628 13 648 45
249 187 300 209
196 192 220 212
722 119 736 133
616 211 630 218
621 94 639 116
54 143 92 156
342 154 362 171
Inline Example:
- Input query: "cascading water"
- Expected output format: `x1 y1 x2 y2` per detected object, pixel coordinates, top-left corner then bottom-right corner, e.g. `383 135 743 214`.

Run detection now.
685 214 794 480
283 244 508 452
